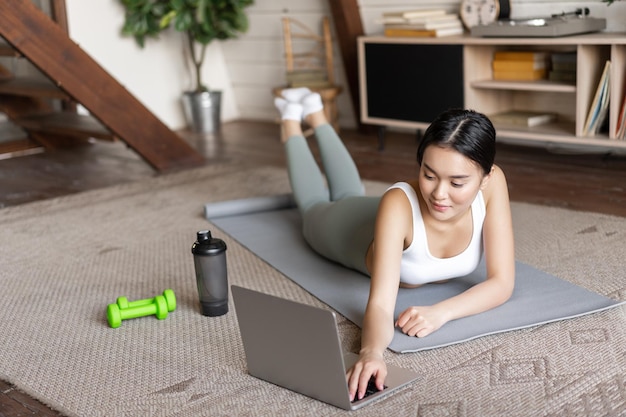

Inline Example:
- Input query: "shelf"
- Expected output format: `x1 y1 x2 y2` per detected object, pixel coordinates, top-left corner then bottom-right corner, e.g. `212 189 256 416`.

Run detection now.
493 119 574 136
359 33 626 150
14 112 115 141
471 79 576 93
493 120 626 149
497 128 626 149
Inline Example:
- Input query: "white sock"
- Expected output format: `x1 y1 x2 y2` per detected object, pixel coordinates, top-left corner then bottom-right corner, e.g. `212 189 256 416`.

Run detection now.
274 97 303 121
281 87 311 103
301 92 323 119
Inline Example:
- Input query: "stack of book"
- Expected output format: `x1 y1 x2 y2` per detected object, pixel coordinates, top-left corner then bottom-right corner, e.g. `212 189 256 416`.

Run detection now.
490 110 557 127
380 9 463 38
616 93 626 140
583 60 611 137
549 51 577 84
492 51 549 81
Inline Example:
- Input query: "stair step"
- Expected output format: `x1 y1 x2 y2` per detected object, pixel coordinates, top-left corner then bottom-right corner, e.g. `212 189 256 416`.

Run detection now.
0 0 204 171
14 112 115 141
0 42 19 57
0 77 68 99
0 117 43 159
0 138 44 160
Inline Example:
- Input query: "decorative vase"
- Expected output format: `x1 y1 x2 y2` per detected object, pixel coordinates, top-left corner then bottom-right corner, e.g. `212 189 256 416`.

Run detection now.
182 90 222 133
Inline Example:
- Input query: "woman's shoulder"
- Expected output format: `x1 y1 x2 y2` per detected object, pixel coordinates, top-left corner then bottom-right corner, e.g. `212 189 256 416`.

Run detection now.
482 164 510 206
384 181 421 205
386 180 420 194
380 181 417 213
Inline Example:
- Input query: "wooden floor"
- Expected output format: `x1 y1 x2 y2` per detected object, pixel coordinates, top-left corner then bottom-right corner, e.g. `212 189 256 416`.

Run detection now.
1 119 625 415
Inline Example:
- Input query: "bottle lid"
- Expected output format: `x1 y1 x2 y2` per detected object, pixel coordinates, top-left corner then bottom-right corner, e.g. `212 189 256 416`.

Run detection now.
192 230 227 255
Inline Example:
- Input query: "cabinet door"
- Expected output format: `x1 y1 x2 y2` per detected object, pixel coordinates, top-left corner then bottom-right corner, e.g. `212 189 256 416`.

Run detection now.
362 43 464 125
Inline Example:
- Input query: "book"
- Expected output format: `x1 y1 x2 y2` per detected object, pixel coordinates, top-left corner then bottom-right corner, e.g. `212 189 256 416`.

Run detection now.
493 51 549 62
383 19 462 31
490 110 557 127
583 60 611 136
493 68 547 81
551 51 577 72
551 51 577 63
384 26 463 38
378 13 460 25
552 61 577 72
492 59 547 72
616 93 626 140
547 51 577 84
382 9 447 19
548 70 577 83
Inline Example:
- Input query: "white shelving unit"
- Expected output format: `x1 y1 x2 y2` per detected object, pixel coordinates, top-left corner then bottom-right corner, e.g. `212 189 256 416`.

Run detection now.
358 32 626 150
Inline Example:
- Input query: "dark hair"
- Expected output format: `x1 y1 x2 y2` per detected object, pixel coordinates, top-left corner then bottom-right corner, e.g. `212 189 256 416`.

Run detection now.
417 108 496 175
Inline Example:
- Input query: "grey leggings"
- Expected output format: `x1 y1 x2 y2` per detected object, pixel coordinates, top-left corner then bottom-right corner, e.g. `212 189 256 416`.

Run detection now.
285 124 380 276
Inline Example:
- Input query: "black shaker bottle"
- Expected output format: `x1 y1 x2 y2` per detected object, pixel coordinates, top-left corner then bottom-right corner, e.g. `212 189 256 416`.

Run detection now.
192 230 228 316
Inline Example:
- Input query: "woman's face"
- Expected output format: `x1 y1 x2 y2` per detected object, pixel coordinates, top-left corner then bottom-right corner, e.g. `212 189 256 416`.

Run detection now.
418 145 488 222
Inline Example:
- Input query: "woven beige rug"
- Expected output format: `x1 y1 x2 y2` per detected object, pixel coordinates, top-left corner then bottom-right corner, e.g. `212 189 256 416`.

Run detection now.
0 163 624 417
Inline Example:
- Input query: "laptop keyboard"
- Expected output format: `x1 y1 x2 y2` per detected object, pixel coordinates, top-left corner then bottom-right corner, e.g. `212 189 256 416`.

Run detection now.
352 377 387 403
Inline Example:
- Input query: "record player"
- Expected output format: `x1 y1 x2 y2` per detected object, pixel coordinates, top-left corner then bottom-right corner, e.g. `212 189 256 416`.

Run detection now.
471 8 606 37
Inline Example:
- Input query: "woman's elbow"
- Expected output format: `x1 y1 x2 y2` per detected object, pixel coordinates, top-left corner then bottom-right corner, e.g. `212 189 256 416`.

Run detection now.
494 278 515 306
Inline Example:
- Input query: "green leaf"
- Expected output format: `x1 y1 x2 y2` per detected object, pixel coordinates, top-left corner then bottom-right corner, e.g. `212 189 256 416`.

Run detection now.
159 10 177 28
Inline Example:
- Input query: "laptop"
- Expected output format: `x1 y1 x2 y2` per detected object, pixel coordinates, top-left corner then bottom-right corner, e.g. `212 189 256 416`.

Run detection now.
231 285 420 410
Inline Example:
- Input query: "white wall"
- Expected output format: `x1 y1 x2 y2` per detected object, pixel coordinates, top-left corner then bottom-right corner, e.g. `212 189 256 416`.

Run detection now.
225 1 356 126
60 0 626 130
64 0 238 130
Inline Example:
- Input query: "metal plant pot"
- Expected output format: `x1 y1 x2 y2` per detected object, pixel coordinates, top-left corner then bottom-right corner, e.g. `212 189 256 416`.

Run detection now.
182 90 222 133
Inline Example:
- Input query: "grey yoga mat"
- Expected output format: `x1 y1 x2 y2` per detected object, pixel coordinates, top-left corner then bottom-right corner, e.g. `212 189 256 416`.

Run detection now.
206 196 624 353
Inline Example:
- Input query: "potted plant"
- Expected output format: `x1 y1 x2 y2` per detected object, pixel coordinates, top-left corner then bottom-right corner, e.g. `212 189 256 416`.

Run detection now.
119 0 254 133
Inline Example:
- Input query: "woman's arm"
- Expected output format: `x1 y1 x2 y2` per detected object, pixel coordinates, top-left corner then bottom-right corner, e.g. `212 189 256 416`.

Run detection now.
450 165 515 313
396 166 515 336
346 188 411 401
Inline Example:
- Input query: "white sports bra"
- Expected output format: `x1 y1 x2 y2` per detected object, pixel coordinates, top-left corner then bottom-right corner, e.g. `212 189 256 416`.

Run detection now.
387 182 486 286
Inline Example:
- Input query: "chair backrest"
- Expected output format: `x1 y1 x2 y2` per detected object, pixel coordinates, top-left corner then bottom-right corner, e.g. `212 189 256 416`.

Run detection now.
281 16 335 87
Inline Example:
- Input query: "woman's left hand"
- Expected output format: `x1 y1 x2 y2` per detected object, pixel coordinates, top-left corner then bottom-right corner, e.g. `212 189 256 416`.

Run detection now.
395 305 449 337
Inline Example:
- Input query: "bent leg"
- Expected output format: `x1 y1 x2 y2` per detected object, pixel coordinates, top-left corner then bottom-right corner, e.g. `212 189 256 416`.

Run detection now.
285 134 329 214
276 96 330 214
313 124 364 201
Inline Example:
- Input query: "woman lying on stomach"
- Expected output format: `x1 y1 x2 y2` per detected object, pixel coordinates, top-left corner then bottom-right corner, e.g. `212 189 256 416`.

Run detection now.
274 88 515 402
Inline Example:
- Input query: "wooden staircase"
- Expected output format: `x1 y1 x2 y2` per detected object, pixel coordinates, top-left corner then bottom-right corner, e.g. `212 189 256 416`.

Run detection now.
0 0 204 171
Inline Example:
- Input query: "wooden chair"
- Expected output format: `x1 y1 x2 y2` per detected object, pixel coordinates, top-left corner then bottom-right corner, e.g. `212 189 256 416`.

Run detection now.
274 16 342 133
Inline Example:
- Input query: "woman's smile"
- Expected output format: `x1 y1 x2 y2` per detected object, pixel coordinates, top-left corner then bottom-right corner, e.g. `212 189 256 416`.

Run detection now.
430 200 450 212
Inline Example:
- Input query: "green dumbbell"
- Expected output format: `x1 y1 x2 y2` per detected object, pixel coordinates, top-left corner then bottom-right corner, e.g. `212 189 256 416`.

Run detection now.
116 289 176 312
107 291 175 328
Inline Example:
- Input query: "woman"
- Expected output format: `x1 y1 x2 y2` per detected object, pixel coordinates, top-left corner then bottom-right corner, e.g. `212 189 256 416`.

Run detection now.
275 88 515 402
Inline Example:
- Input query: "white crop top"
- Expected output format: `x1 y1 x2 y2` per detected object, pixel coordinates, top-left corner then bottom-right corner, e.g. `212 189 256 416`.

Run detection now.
387 182 486 286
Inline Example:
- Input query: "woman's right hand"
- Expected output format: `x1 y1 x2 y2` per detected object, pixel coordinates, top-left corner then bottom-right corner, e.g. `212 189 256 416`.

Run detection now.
346 351 387 402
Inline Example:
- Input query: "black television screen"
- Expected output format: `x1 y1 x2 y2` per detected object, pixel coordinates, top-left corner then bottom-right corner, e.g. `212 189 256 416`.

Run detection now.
364 43 464 124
